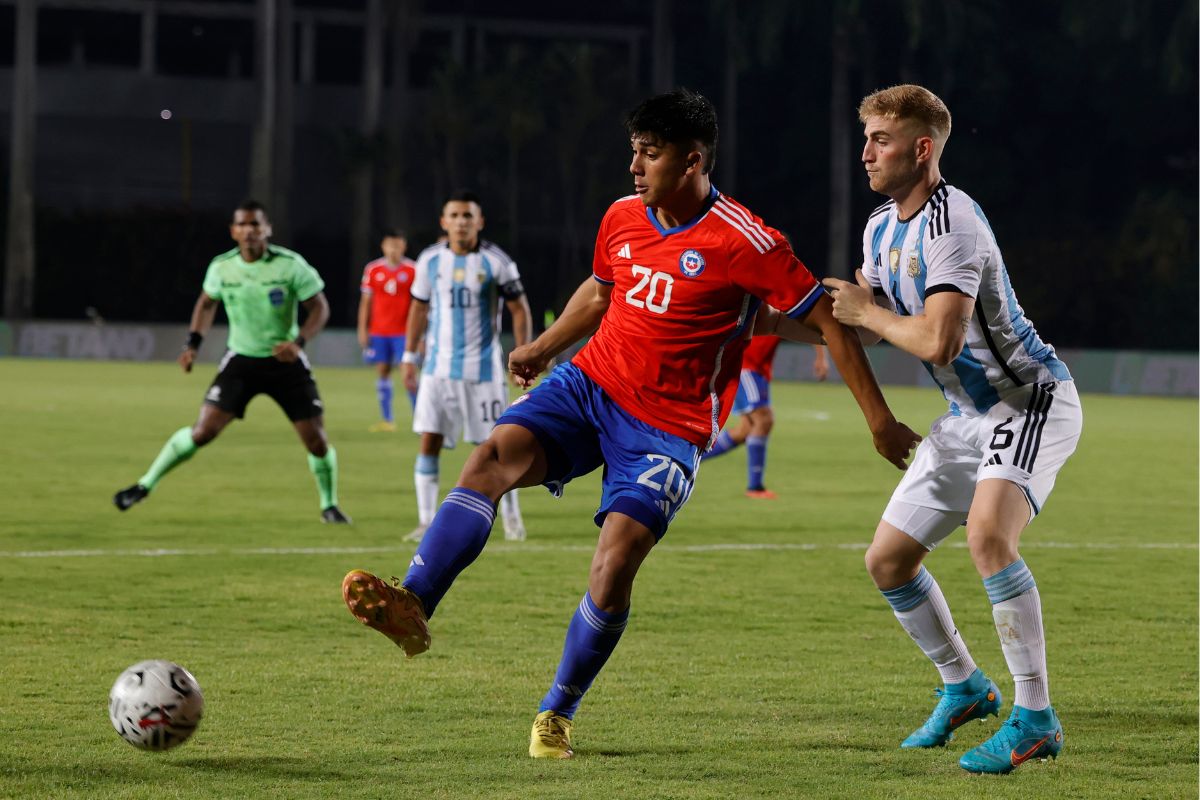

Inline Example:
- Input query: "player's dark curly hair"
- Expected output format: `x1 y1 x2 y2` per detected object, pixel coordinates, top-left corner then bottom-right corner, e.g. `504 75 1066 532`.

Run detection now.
625 88 719 174
443 188 482 211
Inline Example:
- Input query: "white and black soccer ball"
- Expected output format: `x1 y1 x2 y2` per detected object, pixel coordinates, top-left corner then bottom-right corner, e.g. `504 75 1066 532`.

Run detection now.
108 660 204 751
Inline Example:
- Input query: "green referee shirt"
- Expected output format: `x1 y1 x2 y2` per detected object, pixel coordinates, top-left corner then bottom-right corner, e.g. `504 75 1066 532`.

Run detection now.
201 245 326 358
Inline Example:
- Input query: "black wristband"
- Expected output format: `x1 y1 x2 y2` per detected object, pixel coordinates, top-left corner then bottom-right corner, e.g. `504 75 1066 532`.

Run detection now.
294 335 306 348
185 331 203 350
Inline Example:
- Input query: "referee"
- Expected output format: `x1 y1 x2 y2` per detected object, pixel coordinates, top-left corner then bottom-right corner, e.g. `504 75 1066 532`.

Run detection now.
114 200 350 523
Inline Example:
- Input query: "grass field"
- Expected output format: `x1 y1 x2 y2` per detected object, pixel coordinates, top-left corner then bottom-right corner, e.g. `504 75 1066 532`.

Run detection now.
0 358 1195 799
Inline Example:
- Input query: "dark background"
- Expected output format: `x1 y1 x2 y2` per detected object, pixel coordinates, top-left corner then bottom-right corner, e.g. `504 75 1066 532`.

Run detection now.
0 0 1195 351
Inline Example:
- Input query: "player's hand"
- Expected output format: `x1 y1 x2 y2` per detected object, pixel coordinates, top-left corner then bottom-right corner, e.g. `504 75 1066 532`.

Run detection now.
357 331 368 349
272 341 302 363
402 362 419 395
821 270 874 327
871 419 922 471
508 343 550 389
177 347 197 373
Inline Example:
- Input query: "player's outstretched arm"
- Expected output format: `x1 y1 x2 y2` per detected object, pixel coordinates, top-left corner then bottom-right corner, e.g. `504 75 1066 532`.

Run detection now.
356 292 371 350
822 270 971 366
802 294 921 470
509 277 611 388
178 292 220 373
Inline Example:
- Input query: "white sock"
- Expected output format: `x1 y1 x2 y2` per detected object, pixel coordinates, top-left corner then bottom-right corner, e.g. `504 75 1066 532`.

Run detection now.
499 490 521 522
414 455 439 526
992 586 1050 710
893 574 979 686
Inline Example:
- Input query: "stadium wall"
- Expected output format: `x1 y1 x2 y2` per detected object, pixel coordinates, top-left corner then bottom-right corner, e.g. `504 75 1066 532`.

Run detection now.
0 320 1195 398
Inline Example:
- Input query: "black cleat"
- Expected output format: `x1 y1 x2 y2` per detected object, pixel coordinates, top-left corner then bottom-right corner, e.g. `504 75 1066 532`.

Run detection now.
113 484 149 511
321 505 352 524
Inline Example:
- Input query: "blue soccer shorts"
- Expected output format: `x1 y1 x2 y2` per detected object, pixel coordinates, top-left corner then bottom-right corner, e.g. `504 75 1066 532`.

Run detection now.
732 369 770 415
363 334 406 365
497 361 701 540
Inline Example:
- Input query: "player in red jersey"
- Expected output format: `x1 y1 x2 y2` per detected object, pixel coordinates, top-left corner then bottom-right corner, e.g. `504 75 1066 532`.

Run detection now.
341 89 921 758
356 228 417 432
702 336 828 498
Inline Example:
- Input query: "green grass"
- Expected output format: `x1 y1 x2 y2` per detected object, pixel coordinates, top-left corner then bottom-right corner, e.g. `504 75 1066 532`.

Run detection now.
0 358 1195 799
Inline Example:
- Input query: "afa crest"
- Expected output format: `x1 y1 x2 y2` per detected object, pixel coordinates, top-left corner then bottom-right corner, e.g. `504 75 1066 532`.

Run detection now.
888 248 901 274
678 249 706 278
907 253 921 278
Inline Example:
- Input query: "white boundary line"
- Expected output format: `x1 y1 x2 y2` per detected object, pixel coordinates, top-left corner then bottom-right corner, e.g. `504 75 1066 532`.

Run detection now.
0 540 1194 559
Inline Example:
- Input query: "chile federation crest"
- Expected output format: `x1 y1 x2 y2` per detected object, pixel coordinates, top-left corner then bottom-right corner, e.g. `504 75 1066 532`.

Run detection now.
678 249 706 278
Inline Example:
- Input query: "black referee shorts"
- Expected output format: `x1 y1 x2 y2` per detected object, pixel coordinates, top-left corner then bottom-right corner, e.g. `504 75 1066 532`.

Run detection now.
204 351 324 421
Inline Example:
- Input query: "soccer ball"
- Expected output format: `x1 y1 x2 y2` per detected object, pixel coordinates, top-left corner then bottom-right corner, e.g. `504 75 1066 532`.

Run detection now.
108 660 204 751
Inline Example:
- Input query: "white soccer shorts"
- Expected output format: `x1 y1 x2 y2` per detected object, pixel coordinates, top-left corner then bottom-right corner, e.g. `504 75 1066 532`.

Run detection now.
412 374 509 449
883 380 1082 549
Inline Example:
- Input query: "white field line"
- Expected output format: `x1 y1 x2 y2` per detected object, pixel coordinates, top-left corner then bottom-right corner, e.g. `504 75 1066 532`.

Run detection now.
0 540 1194 560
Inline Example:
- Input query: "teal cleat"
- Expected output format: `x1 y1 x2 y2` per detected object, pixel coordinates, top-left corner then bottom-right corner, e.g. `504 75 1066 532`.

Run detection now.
900 674 1001 748
959 706 1063 774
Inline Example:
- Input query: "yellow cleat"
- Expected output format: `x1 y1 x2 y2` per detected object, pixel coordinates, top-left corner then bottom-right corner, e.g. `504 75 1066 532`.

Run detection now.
368 421 397 433
529 710 574 759
341 569 431 657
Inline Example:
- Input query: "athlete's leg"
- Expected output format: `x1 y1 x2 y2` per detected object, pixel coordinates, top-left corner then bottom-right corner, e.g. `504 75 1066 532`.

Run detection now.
374 360 395 427
966 478 1049 711
115 403 235 510
401 424 548 616
867 513 997 748
292 415 345 517
411 432 445 535
744 405 774 492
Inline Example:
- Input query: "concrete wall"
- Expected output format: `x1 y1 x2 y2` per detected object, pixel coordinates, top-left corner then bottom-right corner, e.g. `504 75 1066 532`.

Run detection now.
0 319 1195 398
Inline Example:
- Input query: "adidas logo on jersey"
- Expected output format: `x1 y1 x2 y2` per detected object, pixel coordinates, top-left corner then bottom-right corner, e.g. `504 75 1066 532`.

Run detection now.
617 243 631 259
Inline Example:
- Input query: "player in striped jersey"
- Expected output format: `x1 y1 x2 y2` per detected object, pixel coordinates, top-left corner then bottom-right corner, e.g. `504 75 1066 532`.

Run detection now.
400 191 532 542
342 89 920 759
823 85 1080 774
701 336 828 498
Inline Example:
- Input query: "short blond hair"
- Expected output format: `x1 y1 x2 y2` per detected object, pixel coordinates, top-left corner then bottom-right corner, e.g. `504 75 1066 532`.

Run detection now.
858 84 951 142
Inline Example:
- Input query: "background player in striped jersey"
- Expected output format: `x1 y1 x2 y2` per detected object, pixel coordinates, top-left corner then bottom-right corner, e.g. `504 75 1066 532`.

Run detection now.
357 228 418 432
342 89 920 759
113 200 350 524
822 84 1081 774
401 190 532 542
701 336 827 498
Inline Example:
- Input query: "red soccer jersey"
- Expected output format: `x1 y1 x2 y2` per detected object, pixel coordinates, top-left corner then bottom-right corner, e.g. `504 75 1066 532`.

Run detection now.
361 257 417 336
572 190 822 447
741 335 782 382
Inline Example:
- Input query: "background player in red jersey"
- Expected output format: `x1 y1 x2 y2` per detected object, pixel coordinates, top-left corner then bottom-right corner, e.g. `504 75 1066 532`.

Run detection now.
702 337 828 498
357 228 417 432
342 89 921 759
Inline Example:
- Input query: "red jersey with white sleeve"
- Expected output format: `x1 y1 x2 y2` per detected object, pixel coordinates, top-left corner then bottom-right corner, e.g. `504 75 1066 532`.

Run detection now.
360 257 417 336
572 189 822 447
741 335 782 382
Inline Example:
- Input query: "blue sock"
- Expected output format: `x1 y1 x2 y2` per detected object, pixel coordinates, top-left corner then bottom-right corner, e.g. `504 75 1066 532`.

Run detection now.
539 593 629 718
402 487 495 617
746 435 768 490
377 377 394 422
982 558 1037 604
701 430 738 461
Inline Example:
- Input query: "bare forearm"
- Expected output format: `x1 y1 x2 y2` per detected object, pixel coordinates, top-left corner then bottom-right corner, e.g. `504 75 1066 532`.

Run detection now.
508 297 533 348
758 305 826 344
529 280 608 360
824 320 896 432
860 304 963 366
188 295 218 334
298 296 330 342
405 303 429 352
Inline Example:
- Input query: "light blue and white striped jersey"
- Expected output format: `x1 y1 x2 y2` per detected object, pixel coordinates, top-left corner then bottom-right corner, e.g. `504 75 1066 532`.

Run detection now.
861 181 1071 416
412 240 522 383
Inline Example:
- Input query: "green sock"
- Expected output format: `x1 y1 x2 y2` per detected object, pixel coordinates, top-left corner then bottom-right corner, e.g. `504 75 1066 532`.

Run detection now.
307 447 338 510
138 427 198 490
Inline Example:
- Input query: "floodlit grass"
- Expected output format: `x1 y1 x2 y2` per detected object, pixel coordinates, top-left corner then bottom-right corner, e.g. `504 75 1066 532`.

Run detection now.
0 358 1195 799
